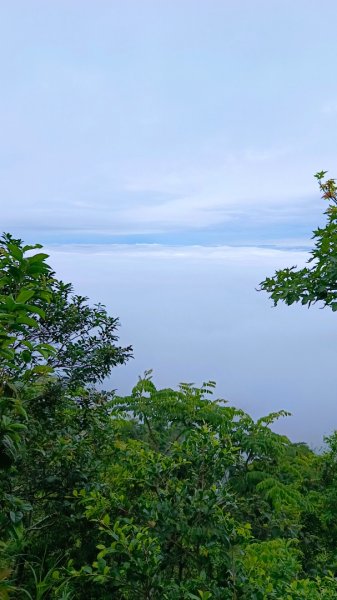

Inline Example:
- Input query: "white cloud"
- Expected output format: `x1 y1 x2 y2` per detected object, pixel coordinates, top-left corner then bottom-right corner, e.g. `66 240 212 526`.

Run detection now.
1 145 323 238
47 242 308 265
46 243 336 448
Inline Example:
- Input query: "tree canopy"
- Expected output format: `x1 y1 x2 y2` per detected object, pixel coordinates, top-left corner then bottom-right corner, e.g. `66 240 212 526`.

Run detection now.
260 172 337 311
0 233 132 386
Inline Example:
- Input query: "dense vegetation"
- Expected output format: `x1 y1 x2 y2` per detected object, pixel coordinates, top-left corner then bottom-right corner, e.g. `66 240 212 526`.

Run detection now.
1 174 337 598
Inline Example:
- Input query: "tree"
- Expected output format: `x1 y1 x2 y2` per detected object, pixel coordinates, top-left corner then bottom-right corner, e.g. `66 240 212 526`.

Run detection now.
260 172 337 310
0 234 132 598
0 233 133 386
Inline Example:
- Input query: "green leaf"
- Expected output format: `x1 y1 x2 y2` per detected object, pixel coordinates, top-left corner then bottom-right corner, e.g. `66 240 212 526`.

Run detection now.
9 511 23 524
15 289 35 303
314 170 328 180
7 244 23 261
16 315 39 328
29 365 53 374
24 304 45 318
102 514 110 526
27 253 49 264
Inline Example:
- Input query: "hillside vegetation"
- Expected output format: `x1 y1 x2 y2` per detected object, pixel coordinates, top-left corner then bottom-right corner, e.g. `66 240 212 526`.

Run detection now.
1 173 337 598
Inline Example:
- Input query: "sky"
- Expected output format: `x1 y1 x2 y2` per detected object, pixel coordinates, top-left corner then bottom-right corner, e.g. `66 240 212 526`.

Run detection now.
2 1 337 446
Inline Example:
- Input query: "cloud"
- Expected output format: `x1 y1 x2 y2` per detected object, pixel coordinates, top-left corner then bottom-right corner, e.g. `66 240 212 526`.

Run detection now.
1 144 323 242
46 243 337 448
321 102 337 116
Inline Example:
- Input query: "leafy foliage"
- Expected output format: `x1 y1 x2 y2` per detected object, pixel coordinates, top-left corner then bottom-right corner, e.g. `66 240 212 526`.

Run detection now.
260 171 337 310
0 233 132 387
31 279 133 386
1 231 337 598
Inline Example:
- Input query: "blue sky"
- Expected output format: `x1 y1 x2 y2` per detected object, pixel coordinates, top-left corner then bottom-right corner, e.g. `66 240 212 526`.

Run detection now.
2 1 337 445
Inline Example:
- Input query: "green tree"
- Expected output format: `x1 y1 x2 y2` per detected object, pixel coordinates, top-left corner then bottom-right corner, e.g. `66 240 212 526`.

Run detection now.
0 234 132 387
0 233 132 598
63 374 309 599
0 234 56 598
260 171 337 310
